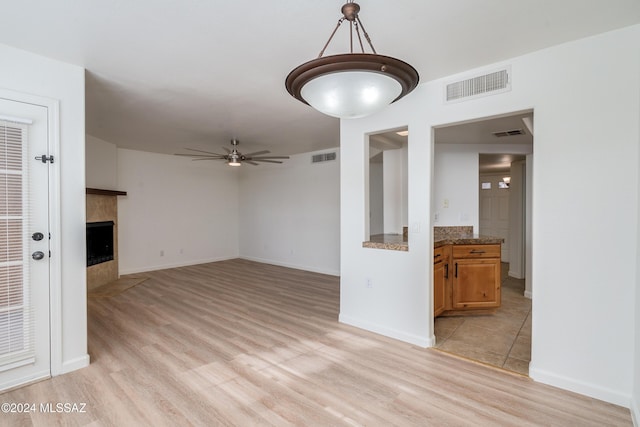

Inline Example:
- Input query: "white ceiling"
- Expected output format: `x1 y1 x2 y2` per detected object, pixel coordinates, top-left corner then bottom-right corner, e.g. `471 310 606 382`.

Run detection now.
1 1 639 156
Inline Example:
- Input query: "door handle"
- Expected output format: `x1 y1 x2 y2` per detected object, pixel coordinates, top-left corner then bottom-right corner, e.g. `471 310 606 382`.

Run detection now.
32 251 45 260
445 263 449 279
455 262 458 278
32 232 44 241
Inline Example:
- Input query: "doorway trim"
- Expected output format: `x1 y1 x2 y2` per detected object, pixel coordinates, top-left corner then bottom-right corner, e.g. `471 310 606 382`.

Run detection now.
0 88 62 377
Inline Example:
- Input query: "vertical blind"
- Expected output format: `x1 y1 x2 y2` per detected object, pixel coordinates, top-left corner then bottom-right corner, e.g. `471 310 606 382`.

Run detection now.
0 120 35 371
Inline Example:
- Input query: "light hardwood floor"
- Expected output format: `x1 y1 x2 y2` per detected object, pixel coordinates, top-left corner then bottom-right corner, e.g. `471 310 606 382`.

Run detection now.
1 259 632 426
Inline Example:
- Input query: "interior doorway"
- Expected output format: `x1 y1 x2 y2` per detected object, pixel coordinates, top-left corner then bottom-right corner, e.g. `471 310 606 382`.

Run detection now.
432 110 533 375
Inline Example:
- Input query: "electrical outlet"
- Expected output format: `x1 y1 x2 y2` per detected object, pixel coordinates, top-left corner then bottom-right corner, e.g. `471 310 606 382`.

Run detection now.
434 212 440 222
443 199 449 208
366 278 373 288
160 250 164 256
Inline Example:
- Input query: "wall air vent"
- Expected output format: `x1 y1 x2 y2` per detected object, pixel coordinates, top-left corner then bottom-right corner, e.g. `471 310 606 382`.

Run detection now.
311 151 337 163
445 67 511 103
492 129 525 137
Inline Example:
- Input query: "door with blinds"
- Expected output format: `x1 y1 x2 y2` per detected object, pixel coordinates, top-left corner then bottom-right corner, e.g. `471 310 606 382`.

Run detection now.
0 98 51 390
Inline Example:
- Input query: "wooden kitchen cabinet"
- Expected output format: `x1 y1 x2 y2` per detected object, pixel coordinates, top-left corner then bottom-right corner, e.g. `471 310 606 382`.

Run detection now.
433 246 449 317
451 244 501 309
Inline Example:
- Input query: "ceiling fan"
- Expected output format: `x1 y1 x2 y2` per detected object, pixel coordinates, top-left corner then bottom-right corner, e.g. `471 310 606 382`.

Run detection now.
175 139 290 166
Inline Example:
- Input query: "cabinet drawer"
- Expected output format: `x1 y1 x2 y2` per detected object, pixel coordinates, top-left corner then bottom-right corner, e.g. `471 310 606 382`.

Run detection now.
452 244 500 259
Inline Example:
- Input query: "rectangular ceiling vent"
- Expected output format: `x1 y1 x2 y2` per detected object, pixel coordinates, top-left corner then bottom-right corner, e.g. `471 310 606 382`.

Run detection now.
311 151 337 164
445 67 511 103
492 129 525 137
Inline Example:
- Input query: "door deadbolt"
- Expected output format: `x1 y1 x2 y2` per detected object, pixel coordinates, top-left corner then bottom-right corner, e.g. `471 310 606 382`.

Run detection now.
32 251 45 260
32 232 44 241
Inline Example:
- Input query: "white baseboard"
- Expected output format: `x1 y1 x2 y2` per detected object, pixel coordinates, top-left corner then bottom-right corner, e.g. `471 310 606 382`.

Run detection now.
524 290 532 299
61 354 90 375
240 255 340 277
631 394 639 427
339 313 433 347
119 255 238 275
529 364 631 408
120 256 340 278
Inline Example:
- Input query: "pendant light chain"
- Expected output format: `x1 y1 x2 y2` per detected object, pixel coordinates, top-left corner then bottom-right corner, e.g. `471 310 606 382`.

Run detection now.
354 15 376 54
317 3 377 58
318 17 345 58
350 17 354 53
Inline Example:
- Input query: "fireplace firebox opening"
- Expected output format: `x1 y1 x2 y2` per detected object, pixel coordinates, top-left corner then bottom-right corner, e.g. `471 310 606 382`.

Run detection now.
86 221 115 266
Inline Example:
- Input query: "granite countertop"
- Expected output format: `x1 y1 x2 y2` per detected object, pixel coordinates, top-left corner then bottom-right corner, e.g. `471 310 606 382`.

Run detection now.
362 234 408 251
361 226 503 252
434 233 504 248
434 225 503 247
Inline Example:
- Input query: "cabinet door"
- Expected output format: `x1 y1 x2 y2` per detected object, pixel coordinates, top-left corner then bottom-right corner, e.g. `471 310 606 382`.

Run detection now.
452 258 500 309
433 260 447 317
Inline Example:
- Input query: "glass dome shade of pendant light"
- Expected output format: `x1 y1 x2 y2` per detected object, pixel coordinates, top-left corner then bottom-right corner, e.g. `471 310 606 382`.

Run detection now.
300 71 402 119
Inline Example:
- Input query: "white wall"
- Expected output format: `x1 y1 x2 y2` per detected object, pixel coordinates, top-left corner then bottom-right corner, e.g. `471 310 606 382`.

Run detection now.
0 43 88 374
383 148 404 234
508 160 525 279
340 24 640 406
238 149 340 276
83 143 342 277
633 103 640 426
85 135 117 190
369 161 384 235
433 143 532 230
432 146 478 228
117 149 240 274
525 154 533 298
341 100 433 346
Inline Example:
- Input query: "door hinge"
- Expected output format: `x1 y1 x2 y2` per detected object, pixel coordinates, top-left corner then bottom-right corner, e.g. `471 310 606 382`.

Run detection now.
35 154 54 164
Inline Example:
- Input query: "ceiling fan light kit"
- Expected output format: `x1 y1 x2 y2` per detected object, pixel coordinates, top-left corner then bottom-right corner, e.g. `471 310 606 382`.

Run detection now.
175 139 290 167
285 2 419 119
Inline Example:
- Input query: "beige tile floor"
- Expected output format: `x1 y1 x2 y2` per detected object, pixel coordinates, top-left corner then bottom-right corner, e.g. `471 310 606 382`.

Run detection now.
434 263 531 375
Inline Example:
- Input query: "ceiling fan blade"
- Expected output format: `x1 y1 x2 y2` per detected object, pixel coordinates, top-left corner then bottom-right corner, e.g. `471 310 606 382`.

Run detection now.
245 160 259 165
253 159 284 164
184 148 225 156
242 150 270 157
191 157 225 161
174 153 224 158
249 156 290 160
222 146 231 153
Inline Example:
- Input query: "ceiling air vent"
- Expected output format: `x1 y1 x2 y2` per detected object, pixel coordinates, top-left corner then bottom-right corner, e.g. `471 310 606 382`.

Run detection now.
312 151 337 163
492 129 525 137
445 67 511 103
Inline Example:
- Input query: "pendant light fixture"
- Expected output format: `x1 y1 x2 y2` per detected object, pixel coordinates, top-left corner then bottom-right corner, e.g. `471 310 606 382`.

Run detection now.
286 2 419 119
